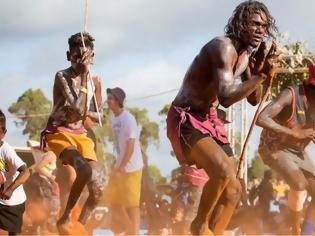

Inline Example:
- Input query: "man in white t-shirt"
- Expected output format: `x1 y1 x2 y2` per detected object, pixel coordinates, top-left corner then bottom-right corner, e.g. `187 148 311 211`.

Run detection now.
0 110 30 235
105 87 143 235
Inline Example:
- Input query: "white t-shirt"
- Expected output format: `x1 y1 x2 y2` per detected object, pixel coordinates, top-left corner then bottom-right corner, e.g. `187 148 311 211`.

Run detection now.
111 111 143 172
0 141 27 206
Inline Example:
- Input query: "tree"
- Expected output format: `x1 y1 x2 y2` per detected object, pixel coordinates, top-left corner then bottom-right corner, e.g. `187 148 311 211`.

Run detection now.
248 151 269 180
97 106 160 156
158 104 171 117
148 165 166 184
128 107 159 152
9 89 51 140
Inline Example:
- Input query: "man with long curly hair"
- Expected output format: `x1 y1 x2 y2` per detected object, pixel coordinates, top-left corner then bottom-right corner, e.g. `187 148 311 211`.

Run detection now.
166 1 278 234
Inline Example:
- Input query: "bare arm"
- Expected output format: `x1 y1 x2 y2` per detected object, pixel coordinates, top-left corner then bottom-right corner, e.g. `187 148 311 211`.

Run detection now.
87 76 103 122
117 138 135 171
56 71 88 117
241 66 262 106
35 151 56 181
213 41 267 108
0 165 30 200
256 89 315 139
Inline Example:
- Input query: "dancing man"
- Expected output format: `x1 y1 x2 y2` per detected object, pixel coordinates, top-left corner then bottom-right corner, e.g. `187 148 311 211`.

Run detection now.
42 32 105 233
166 1 278 234
257 65 315 235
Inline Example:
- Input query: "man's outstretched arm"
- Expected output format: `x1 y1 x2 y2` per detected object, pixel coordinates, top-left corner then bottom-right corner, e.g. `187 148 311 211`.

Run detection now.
257 89 315 140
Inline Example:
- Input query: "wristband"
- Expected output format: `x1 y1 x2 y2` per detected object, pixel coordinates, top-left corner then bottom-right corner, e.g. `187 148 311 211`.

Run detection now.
80 87 87 94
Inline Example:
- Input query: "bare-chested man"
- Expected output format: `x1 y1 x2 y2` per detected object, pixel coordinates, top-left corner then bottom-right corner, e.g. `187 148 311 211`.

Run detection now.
41 32 105 234
257 65 315 235
166 1 278 234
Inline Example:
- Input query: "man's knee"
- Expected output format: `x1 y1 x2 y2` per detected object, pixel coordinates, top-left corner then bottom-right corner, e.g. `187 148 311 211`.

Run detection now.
290 178 308 191
213 159 235 181
288 189 307 212
223 179 242 203
60 149 92 179
78 162 92 180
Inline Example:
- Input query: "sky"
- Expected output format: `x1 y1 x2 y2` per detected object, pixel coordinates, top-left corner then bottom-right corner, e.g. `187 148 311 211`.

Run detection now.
1 0 315 177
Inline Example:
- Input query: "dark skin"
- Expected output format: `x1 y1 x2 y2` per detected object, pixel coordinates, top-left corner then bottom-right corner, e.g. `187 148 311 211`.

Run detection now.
58 45 102 123
257 85 315 235
257 86 315 140
173 12 277 111
55 44 103 232
172 11 278 235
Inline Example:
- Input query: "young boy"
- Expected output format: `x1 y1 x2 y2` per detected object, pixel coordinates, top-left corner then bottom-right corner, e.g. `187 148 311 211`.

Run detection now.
0 110 30 235
42 32 105 234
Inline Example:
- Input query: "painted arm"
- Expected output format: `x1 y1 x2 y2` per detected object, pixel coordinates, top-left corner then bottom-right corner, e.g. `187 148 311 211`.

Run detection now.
87 76 103 123
56 71 88 117
34 151 56 182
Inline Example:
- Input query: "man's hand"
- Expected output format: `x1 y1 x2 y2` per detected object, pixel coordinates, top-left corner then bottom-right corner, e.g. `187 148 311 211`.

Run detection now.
250 41 280 78
261 41 280 78
78 49 94 75
112 167 125 179
0 187 13 200
292 128 315 140
84 115 95 129
249 41 267 74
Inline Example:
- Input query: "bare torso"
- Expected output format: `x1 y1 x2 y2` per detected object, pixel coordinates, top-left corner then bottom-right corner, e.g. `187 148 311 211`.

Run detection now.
173 37 250 112
50 67 102 127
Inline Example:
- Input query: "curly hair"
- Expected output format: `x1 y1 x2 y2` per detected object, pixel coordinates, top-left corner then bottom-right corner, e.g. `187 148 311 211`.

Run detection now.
225 1 277 41
0 110 6 132
68 32 95 51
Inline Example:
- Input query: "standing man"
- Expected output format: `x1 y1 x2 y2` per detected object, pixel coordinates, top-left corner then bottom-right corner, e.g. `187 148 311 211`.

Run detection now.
257 65 315 235
105 87 143 235
42 32 105 234
166 1 278 234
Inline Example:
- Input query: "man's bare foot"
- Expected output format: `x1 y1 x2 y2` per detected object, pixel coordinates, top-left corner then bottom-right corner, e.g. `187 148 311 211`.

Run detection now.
57 218 89 235
191 219 213 236
56 217 72 235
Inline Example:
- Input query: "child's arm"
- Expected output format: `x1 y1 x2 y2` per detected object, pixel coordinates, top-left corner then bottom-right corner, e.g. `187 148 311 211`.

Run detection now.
34 151 56 182
0 165 30 200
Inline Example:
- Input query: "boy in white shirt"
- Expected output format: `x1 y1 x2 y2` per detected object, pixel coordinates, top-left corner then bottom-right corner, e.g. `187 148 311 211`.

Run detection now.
0 110 30 235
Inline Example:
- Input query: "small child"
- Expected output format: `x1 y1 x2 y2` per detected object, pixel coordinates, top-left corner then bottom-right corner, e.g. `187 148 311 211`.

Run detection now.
0 110 30 235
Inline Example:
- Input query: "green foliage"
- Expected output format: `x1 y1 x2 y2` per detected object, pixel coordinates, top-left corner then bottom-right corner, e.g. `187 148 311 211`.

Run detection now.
97 106 160 156
8 89 51 140
127 107 159 151
248 151 269 180
158 104 171 116
148 165 166 184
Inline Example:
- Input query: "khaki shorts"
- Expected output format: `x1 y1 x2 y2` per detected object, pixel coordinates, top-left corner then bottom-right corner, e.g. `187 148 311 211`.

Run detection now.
104 168 142 208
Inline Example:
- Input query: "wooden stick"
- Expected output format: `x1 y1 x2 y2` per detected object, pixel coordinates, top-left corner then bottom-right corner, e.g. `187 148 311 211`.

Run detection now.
236 76 274 178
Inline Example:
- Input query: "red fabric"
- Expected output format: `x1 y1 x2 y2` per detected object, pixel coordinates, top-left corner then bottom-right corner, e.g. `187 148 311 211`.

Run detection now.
181 165 208 187
308 65 315 86
166 104 229 165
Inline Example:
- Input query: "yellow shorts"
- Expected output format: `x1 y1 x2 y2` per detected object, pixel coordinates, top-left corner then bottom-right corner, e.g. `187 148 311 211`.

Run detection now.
105 169 143 208
46 131 96 161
